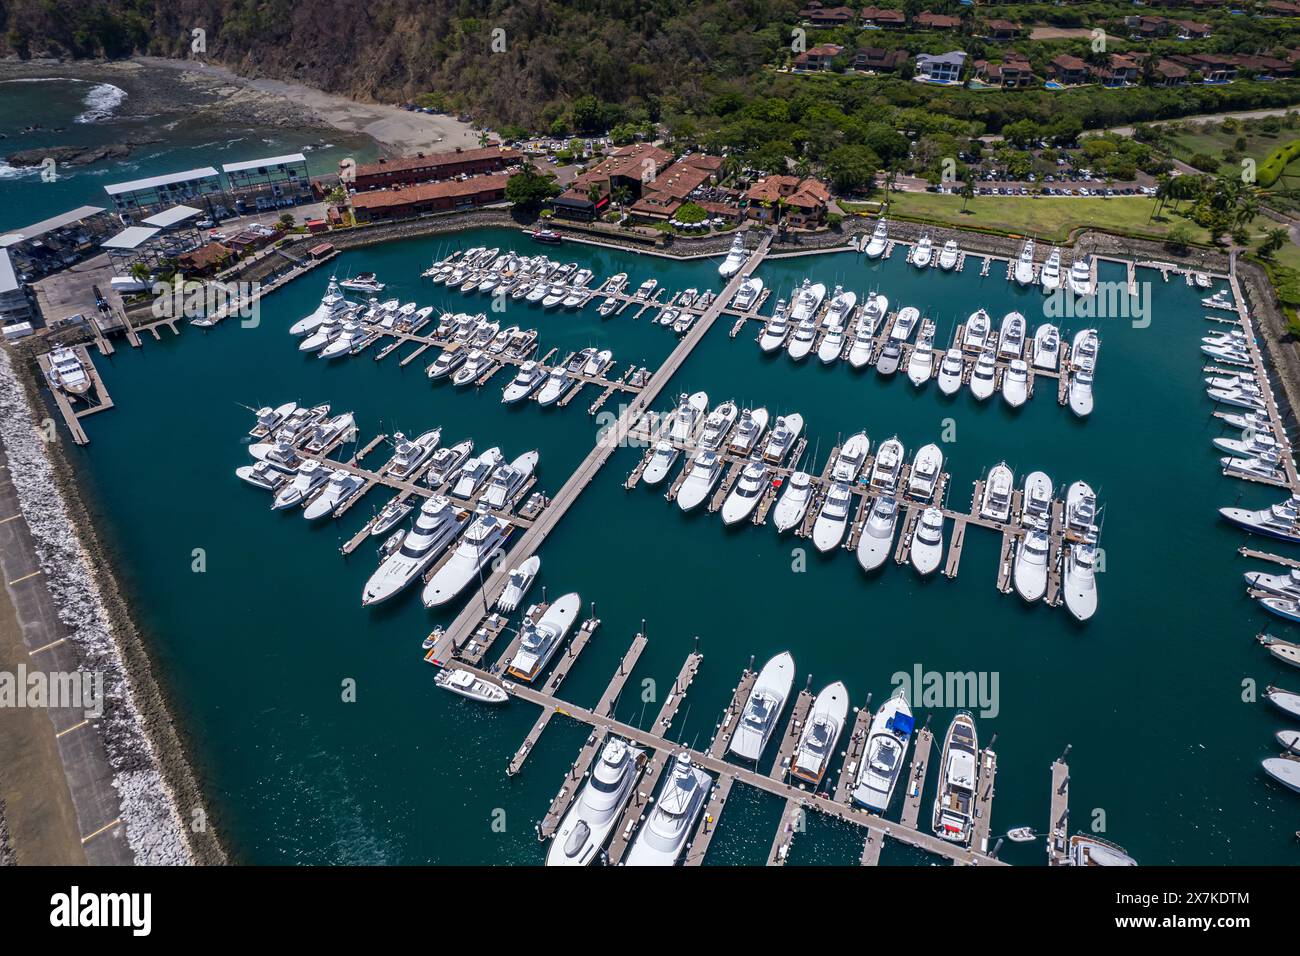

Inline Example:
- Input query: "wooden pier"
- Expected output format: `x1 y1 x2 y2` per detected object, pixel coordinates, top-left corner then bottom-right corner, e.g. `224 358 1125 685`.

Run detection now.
708 665 759 758
1047 754 1071 865
769 688 815 782
899 723 933 831
833 702 874 804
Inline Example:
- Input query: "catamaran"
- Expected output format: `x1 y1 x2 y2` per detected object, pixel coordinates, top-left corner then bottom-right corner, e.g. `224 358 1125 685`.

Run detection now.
852 691 914 811
773 471 814 533
507 592 582 682
1013 238 1036 286
911 507 946 576
728 652 796 762
546 738 645 866
624 753 712 866
932 712 979 844
363 496 470 605
856 496 899 571
421 511 512 607
790 682 850 786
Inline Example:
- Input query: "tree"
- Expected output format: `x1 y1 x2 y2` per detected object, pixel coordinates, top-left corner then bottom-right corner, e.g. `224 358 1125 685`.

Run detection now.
826 145 880 195
1259 228 1289 259
505 166 561 212
1165 224 1193 255
277 213 296 231
959 171 976 214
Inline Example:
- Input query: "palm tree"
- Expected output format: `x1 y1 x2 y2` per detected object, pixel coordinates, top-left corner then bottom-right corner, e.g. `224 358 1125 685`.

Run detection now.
959 173 975 214
1259 227 1289 259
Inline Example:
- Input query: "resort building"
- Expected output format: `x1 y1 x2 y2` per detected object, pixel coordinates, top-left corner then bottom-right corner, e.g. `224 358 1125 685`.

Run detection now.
744 176 830 228
913 12 961 30
552 142 676 220
348 173 509 222
914 51 967 84
1151 59 1190 86
1097 53 1140 87
860 6 906 29
0 205 115 280
793 44 845 71
797 3 857 26
982 19 1023 41
221 153 314 211
973 53 1035 88
348 144 522 191
854 47 910 73
103 166 224 218
1049 54 1092 86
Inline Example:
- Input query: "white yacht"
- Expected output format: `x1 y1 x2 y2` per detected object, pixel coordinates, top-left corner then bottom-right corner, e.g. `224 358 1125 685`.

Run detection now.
340 272 384 294
790 682 850 786
507 592 582 682
427 345 467 381
864 219 888 258
248 435 306 470
302 469 365 520
624 753 712 866
868 437 903 495
733 277 764 311
831 432 870 483
385 429 441 481
290 278 352 336
1263 757 1300 795
1002 359 1029 408
496 556 540 613
1066 480 1099 539
677 451 724 512
1013 238 1036 286
789 279 826 325
818 320 849 364
1068 364 1095 418
718 234 749 277
938 240 960 270
1014 526 1050 602
875 336 903 376
824 287 856 328
997 311 1026 360
698 401 740 452
773 471 814 533
969 348 997 401
451 447 503 499
502 361 546 403
304 412 356 454
634 278 658 300
482 450 538 510
298 313 345 353
911 507 945 576
1215 430 1281 459
421 511 512 607
235 460 292 493
932 712 979 845
452 349 493 387
45 347 92 396
1062 542 1099 621
758 301 792 353
937 348 965 395
980 463 1014 522
248 401 298 439
907 320 936 386
1220 495 1300 544
761 413 803 464
425 439 473 487
319 321 367 359
891 306 920 342
911 234 934 269
962 309 991 352
728 652 795 762
582 349 614 378
907 443 943 501
272 459 330 510
727 407 769 456
721 461 769 526
1068 255 1095 296
1032 324 1060 371
812 481 855 552
1266 685 1300 720
1068 835 1137 866
856 496 899 572
535 366 573 407
363 496 470 605
668 391 709 444
1039 247 1062 292
434 668 509 705
642 440 682 487
786 312 819 362
1243 566 1300 599
847 312 878 369
602 273 629 295
547 738 645 866
1022 471 1053 528
852 692 914 811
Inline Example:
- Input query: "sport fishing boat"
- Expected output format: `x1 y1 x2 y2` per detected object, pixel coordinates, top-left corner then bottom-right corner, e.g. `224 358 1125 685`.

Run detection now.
856 496 899 571
634 278 658 300
425 439 474 488
876 337 903 375
501 361 546 404
546 738 645 866
1215 430 1282 459
422 511 512 607
362 496 470 605
790 681 850 786
911 233 934 269
911 507 946 576
907 444 943 501
318 319 370 359
728 652 795 762
235 460 292 493
831 432 870 483
719 234 749 277
1068 255 1095 296
1039 247 1062 292
1266 685 1300 720
1068 835 1137 866
789 279 826 326
624 753 712 866
968 348 996 401
535 366 573 407
427 345 467 381
290 278 353 336
1063 542 1099 621
45 347 93 396
340 272 384 294
932 712 979 845
482 450 538 510
272 459 330 510
938 240 960 270
384 429 441 480
642 441 681 487
907 320 936 386
668 391 709 444
823 287 856 328
434 667 509 705
868 437 903 495
847 312 879 368
677 451 724 512
1013 238 1036 286
758 301 792 352
1068 364 1095 418
507 592 582 682
1002 359 1029 408
733 277 764 311
937 348 965 395
786 312 819 362
721 461 769 526
1032 324 1060 371
773 471 814 533
818 318 849 364
728 407 769 456
1022 471 1053 527
812 481 855 552
852 691 914 811
248 401 298 439
451 447 504 499
1065 480 1099 538
698 401 740 453
962 309 991 353
299 312 345 353
1244 566 1300 599
496 556 540 613
864 219 888 258
761 413 804 464
997 311 1026 360
582 349 614 378
1014 526 1050 602
980 462 1014 522
246 438 304 474
304 412 355 453
302 469 366 520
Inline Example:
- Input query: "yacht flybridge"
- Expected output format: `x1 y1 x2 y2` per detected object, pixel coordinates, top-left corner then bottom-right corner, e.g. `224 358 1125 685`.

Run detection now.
1013 238 1036 286
790 682 849 785
507 592 582 682
728 652 795 762
718 233 749 277
624 753 712 866
852 692 914 811
933 712 979 845
864 219 888 258
547 738 645 866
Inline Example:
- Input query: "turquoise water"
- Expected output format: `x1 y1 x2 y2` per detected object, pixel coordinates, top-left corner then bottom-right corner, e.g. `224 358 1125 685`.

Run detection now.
0 77 375 233
66 225 1299 865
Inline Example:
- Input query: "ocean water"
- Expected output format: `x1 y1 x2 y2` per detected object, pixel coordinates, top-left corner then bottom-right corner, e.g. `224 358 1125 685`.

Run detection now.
63 225 1299 865
0 76 376 233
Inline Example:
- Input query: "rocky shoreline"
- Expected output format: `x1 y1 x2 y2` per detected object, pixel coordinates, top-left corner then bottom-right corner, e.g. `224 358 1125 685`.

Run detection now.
0 347 225 866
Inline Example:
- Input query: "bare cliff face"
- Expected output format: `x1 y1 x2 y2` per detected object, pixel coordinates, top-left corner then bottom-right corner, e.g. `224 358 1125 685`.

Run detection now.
0 0 791 126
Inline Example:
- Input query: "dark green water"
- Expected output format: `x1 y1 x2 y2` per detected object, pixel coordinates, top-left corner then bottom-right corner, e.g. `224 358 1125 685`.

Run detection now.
68 225 1297 864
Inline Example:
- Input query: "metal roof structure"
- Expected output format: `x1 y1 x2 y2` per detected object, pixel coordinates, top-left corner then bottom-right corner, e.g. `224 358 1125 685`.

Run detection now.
221 153 307 173
101 226 162 250
141 205 203 228
104 166 220 196
0 205 107 247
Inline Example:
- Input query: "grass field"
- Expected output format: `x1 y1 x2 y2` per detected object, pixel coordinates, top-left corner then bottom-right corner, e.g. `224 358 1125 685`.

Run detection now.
1166 123 1300 185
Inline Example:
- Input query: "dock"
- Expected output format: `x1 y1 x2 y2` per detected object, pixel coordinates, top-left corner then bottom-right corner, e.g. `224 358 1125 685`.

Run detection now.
1047 752 1071 865
769 687 815 781
899 723 933 831
833 701 874 804
708 665 759 758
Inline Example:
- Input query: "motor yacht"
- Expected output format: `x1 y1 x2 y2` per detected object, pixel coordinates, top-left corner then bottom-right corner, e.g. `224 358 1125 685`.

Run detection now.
719 234 749 277
502 361 546 404
937 348 964 395
911 234 933 268
733 277 764 311
1066 480 1099 539
362 496 470 605
773 471 814 533
932 712 979 844
427 345 467 381
864 219 888 258
546 738 645 866
1069 255 1095 296
907 443 943 501
962 309 991 352
1002 359 1029 408
1032 324 1060 371
451 447 504 499
851 692 914 811
980 463 1014 522
235 460 292 492
698 401 740 453
624 753 712 866
340 272 384 294
790 682 850 786
812 481 855 552
1068 835 1137 866
425 439 474 488
1068 364 1095 417
482 450 538 510
1040 247 1062 293
677 451 724 512
997 311 1026 360
248 401 297 439
1013 239 1036 286
507 592 582 682
302 469 366 520
1022 471 1053 527
272 459 330 510
45 347 93 396
1243 566 1300 599
907 320 936 386
421 511 512 607
668 391 709 443
1062 542 1099 621
728 652 795 762
761 413 804 464
434 667 509 705
727 407 769 456
868 437 903 495
969 348 997 401
721 461 770 527
385 428 441 480
831 432 870 483
911 507 945 576
856 496 899 571
1014 526 1050 602
758 301 792 353
496 556 541 613
938 240 960 270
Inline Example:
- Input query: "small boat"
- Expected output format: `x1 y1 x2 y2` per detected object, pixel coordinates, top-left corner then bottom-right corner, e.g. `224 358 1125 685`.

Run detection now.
856 496 898 571
1040 248 1062 293
1014 526 1050 602
812 481 854 552
302 468 366 520
507 592 582 682
421 511 512 608
910 507 945 576
546 738 645 866
969 349 997 401
938 240 959 270
907 444 943 501
728 652 796 762
1262 756 1300 794
1006 827 1037 843
911 234 933 268
790 681 850 786
937 348 964 396
932 712 979 844
980 462 1014 522
624 753 712 866
773 471 814 533
851 691 914 811
496 556 540 613
1266 685 1300 720
1194 271 1212 289
864 219 888 258
1032 324 1060 371
721 461 769 526
718 234 748 278
435 667 509 704
761 413 803 464
1002 359 1029 408
1068 835 1136 866
1013 238 1036 286
45 347 93 396
340 272 384 294
677 451 724 512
